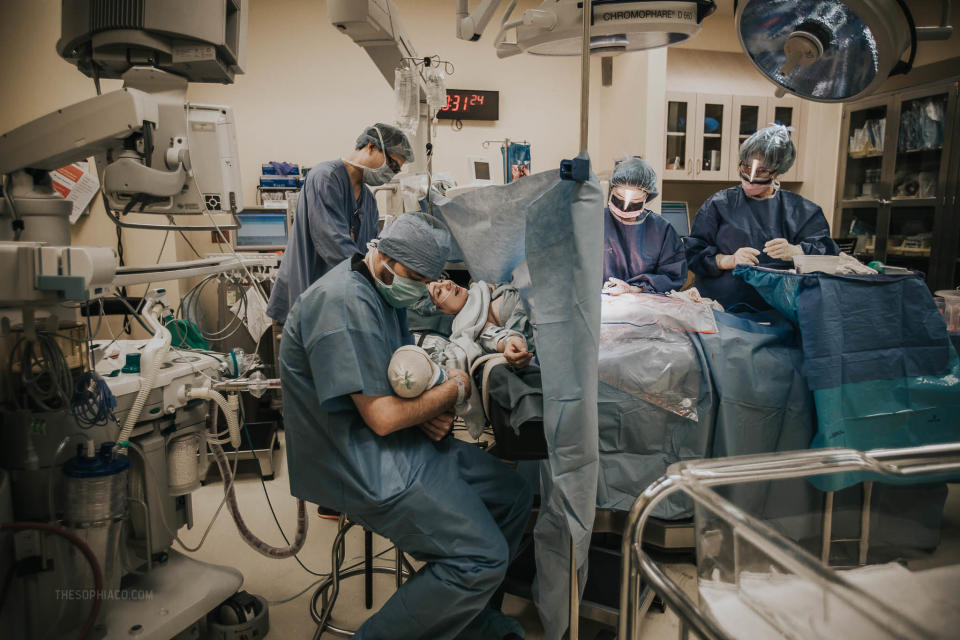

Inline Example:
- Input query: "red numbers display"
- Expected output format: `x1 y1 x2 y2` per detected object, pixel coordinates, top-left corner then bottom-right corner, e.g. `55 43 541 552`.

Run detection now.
437 90 499 120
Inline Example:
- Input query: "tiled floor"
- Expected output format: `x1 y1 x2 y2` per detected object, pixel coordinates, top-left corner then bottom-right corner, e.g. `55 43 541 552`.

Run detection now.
180 433 959 639
179 433 691 639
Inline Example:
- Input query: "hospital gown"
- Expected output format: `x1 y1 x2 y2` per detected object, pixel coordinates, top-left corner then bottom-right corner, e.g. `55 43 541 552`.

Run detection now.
280 255 532 640
685 186 839 309
266 160 379 322
603 207 687 293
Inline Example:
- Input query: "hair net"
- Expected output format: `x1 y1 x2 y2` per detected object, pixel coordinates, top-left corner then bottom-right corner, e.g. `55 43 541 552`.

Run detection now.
739 125 796 174
610 158 659 202
356 123 415 163
379 213 451 280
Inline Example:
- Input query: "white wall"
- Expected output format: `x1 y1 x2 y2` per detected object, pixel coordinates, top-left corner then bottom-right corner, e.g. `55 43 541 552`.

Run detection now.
4 0 955 329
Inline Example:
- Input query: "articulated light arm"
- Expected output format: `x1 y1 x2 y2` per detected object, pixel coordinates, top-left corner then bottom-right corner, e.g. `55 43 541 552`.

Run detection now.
456 0 507 41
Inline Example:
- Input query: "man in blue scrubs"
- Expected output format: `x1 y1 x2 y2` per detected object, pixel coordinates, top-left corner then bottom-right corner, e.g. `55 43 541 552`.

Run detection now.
685 125 839 310
266 123 414 322
280 214 532 640
603 158 687 294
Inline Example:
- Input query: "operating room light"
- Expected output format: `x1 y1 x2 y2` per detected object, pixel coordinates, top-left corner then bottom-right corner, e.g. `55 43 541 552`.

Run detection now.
496 0 717 58
736 0 913 102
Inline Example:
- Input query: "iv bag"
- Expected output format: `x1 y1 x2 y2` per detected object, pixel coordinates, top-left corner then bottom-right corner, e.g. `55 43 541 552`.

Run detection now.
425 65 447 111
395 66 419 134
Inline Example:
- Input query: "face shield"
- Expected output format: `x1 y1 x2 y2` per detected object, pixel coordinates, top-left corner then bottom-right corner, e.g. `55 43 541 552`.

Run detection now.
609 187 650 224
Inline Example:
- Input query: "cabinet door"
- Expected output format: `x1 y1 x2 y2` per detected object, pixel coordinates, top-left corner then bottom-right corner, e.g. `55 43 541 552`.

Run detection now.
765 96 803 182
839 100 891 203
730 97 765 181
837 203 883 263
694 94 732 181
886 89 951 285
664 92 697 180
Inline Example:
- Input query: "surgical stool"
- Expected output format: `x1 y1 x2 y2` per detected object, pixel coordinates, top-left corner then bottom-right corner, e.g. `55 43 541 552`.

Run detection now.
310 514 411 638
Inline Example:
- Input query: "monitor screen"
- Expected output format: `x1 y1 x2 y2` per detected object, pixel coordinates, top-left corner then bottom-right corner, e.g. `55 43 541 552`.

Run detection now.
235 210 288 249
473 160 491 181
659 201 691 237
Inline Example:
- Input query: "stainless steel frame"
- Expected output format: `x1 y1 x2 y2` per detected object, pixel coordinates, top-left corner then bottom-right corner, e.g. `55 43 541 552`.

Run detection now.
618 442 960 640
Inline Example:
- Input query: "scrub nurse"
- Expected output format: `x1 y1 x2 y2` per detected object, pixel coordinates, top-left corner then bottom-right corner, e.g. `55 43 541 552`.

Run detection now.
685 125 839 309
602 158 687 295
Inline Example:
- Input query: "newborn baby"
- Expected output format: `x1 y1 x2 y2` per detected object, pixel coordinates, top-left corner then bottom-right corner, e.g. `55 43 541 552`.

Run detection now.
427 279 534 368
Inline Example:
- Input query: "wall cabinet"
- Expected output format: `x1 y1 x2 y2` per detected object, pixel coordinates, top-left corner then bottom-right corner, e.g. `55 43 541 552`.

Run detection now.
665 92 804 183
664 92 732 181
834 79 960 290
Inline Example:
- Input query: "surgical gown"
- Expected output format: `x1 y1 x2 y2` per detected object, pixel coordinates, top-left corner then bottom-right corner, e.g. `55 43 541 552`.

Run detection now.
685 186 839 309
603 207 687 293
280 255 532 640
266 160 379 322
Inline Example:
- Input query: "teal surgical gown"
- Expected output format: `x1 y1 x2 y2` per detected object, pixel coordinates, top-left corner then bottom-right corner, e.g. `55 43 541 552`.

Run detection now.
280 255 532 640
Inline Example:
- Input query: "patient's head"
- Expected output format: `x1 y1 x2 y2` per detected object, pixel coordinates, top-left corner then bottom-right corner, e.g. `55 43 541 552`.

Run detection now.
428 280 469 315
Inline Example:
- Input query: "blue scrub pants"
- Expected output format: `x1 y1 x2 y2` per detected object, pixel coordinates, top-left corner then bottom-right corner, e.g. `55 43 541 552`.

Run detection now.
351 439 533 640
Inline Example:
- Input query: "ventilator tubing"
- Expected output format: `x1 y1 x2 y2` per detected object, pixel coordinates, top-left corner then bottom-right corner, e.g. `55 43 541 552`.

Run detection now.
205 399 308 559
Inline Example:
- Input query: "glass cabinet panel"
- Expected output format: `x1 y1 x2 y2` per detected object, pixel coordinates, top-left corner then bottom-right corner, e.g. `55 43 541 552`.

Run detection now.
772 105 795 128
893 93 948 201
886 205 934 273
700 101 726 176
838 207 879 262
843 105 887 200
666 100 689 174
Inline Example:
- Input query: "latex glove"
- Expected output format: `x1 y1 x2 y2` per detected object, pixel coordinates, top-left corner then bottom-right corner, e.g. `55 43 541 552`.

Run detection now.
603 277 644 296
502 336 533 369
716 247 761 270
418 411 454 441
763 238 803 260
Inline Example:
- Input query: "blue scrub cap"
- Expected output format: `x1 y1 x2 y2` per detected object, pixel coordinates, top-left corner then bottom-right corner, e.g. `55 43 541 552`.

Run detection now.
739 125 796 174
356 123 415 163
378 213 451 280
610 158 659 202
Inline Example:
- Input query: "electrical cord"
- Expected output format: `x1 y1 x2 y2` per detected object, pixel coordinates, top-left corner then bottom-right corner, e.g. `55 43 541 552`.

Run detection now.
71 370 117 429
7 333 73 412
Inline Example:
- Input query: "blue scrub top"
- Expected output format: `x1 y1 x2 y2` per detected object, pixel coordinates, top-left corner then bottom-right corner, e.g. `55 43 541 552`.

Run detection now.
685 186 839 309
280 255 424 511
266 160 379 322
603 206 687 293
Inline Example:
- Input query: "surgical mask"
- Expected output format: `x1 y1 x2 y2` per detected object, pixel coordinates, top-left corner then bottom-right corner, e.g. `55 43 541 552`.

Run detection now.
609 192 649 225
343 127 398 187
741 178 779 200
369 250 426 308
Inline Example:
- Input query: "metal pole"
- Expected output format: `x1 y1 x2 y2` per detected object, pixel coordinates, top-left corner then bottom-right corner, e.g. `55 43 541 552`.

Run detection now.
365 529 374 609
569 535 579 640
821 491 834 564
579 0 592 152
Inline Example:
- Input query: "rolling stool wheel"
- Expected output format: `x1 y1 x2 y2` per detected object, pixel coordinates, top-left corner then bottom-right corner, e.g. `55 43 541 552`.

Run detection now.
310 514 411 638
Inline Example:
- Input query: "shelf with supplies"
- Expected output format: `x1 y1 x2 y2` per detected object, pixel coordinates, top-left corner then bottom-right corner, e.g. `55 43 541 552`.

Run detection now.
833 78 960 291
664 92 805 182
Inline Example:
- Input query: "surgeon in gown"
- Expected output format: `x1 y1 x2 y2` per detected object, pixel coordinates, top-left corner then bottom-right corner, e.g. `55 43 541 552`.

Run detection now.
266 123 414 322
279 213 532 640
685 125 839 310
602 158 687 294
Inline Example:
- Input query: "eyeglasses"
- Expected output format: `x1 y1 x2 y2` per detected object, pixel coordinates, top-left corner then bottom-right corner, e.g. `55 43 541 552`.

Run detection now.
385 153 401 173
739 161 776 180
